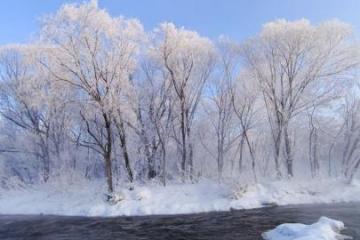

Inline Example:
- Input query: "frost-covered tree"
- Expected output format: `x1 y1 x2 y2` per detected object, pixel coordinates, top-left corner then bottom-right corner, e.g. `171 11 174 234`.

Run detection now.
200 38 240 181
126 56 173 182
232 71 260 182
150 23 215 181
241 19 359 178
0 45 77 182
39 1 144 192
336 95 360 182
1 0 360 189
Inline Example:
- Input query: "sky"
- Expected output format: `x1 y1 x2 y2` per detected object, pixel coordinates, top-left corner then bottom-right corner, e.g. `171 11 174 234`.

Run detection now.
0 0 360 45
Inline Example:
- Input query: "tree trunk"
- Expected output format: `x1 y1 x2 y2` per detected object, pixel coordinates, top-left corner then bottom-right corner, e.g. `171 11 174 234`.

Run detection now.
188 141 194 182
103 113 113 193
274 129 282 178
238 135 245 173
104 150 113 193
244 131 257 182
144 136 156 180
119 128 133 183
39 136 50 182
313 129 319 177
217 138 224 182
138 108 157 180
284 125 294 177
160 141 166 186
114 117 134 183
42 149 50 182
180 99 187 182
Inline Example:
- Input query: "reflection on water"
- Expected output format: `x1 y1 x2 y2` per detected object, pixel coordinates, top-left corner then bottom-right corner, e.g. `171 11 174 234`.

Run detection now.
0 203 359 240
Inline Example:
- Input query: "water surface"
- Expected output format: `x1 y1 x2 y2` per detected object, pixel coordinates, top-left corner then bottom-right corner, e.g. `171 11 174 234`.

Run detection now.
0 203 359 240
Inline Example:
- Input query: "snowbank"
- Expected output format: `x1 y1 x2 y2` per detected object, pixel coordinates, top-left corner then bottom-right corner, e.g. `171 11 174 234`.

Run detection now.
231 179 360 209
262 217 348 240
0 180 232 216
0 179 359 216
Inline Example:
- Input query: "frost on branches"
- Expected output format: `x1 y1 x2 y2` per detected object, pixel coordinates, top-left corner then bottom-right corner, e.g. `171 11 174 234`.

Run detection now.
0 1 360 198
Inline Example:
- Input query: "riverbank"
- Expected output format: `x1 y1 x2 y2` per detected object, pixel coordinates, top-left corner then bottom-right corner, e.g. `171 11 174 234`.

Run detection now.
0 178 359 216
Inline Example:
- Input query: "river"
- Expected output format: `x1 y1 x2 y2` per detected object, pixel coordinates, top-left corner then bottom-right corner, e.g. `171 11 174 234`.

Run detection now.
0 203 359 239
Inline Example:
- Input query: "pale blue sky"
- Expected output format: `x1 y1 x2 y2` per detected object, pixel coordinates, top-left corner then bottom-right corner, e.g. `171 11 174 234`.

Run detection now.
1 0 360 45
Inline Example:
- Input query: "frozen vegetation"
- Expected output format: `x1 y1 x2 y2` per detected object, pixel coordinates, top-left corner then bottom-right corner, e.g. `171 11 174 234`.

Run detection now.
0 0 360 221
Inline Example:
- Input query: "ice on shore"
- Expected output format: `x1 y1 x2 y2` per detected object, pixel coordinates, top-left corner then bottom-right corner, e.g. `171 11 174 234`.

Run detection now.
262 217 349 240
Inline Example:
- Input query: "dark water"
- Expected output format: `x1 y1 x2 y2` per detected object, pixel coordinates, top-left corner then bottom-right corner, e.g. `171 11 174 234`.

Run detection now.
0 203 359 240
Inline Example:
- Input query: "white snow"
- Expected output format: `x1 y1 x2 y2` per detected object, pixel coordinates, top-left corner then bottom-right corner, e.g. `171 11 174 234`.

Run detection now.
0 180 232 216
230 179 360 209
0 178 359 216
262 217 348 240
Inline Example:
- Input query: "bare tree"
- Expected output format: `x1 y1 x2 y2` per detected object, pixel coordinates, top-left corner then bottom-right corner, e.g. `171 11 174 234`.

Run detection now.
231 72 259 182
241 19 358 178
39 1 143 192
138 59 173 183
152 23 215 181
0 46 73 182
200 39 241 181
307 107 320 178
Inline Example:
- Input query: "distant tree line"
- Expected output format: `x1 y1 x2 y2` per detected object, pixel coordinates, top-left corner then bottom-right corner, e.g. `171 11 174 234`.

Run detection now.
0 1 359 193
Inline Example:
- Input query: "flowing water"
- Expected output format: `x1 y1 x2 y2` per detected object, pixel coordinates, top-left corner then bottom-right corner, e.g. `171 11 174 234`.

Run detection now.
0 203 359 240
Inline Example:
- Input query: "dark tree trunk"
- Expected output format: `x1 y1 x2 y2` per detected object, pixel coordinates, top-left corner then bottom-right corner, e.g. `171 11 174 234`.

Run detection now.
284 125 294 178
274 129 282 178
217 137 224 181
312 129 319 177
116 119 134 183
244 131 257 182
188 141 194 182
160 141 166 186
39 136 50 182
309 127 314 177
103 113 113 193
238 135 245 173
180 99 187 182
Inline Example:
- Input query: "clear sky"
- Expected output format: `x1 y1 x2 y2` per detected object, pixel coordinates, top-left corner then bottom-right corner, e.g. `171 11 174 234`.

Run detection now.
1 0 360 45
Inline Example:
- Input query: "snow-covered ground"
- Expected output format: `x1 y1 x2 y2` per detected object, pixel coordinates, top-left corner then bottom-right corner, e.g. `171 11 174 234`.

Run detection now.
0 178 359 216
262 217 348 240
